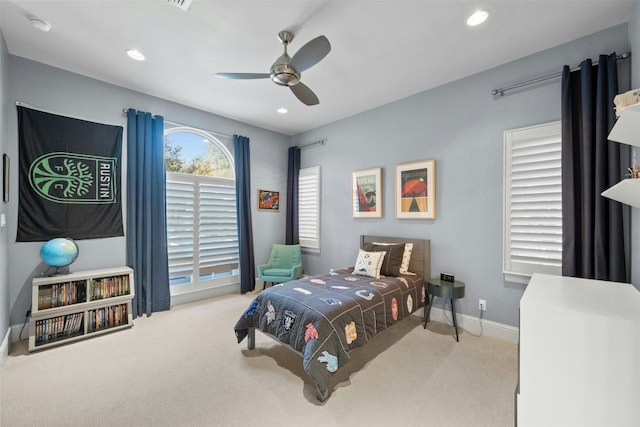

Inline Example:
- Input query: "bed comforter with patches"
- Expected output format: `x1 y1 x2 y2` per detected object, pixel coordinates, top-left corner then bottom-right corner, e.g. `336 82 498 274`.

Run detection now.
234 268 426 400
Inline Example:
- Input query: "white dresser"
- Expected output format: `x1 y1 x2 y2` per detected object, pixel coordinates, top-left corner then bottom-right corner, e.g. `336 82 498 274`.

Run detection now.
517 273 640 427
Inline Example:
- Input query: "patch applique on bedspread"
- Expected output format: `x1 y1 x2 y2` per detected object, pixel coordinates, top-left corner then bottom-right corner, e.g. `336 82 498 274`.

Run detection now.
233 268 425 398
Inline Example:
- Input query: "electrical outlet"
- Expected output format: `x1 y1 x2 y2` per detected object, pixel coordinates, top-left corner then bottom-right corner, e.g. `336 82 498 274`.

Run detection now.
479 299 486 311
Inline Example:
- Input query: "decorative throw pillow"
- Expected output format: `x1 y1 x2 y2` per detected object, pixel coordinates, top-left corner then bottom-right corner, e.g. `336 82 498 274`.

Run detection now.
353 249 386 278
363 243 405 276
399 243 413 273
372 242 414 274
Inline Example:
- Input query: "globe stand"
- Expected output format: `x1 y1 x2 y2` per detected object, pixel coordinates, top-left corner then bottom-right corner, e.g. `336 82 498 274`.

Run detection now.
43 265 71 277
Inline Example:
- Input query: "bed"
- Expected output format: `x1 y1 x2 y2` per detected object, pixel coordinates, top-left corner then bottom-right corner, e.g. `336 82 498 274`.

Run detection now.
234 235 430 401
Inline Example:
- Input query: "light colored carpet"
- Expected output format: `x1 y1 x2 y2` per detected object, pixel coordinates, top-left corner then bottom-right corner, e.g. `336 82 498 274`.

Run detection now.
1 291 518 426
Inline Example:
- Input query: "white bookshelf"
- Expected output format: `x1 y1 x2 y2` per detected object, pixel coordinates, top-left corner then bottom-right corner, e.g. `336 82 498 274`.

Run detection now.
29 266 135 351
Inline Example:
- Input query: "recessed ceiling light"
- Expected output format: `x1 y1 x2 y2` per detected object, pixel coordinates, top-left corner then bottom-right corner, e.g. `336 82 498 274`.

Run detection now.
277 108 288 114
30 17 51 32
467 10 489 27
126 49 146 61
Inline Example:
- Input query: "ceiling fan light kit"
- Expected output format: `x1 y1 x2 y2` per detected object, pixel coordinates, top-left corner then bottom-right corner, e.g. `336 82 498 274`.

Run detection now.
216 30 331 106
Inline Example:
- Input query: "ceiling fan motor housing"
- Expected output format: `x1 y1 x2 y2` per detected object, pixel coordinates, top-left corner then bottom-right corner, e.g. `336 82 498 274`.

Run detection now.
270 53 300 86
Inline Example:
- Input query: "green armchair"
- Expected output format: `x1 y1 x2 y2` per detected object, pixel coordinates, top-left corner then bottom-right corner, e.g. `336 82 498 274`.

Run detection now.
257 244 302 290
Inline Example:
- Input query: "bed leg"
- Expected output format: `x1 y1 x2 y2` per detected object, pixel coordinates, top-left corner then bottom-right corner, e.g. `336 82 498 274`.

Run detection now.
247 327 255 350
316 386 328 402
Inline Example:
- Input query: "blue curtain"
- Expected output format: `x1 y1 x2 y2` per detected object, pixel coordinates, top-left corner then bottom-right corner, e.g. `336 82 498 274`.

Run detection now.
286 146 300 244
126 109 171 317
234 135 256 293
561 54 628 282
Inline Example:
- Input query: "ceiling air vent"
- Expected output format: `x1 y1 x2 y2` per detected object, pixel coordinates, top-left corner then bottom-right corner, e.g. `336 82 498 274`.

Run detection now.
167 0 192 11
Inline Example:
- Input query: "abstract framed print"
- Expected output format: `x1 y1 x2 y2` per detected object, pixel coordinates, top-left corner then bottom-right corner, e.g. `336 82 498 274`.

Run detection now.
395 160 436 219
258 189 280 211
352 167 382 218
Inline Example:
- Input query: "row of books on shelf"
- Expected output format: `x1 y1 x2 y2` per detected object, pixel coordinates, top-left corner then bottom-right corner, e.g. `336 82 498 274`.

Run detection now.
89 275 130 300
38 281 87 310
88 304 129 332
35 312 84 345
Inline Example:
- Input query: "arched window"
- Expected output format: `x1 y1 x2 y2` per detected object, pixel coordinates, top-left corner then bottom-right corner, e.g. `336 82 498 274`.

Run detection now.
164 126 238 298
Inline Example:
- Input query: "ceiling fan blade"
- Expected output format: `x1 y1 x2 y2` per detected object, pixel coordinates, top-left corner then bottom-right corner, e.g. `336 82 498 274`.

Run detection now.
290 82 319 106
215 73 270 80
289 35 331 72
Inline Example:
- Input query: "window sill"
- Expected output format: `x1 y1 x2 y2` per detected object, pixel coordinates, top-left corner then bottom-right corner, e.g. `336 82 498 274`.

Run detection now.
503 271 531 285
301 247 320 255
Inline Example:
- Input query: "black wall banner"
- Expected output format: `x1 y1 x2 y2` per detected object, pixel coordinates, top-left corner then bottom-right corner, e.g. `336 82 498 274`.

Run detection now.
17 106 124 242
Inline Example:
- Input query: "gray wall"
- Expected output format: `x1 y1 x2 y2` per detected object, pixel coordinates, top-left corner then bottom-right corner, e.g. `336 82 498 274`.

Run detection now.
4 56 290 327
0 29 9 344
292 24 632 327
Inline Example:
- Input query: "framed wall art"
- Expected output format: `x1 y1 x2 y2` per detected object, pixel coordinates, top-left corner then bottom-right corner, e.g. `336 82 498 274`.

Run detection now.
352 167 382 218
258 189 280 211
395 159 436 219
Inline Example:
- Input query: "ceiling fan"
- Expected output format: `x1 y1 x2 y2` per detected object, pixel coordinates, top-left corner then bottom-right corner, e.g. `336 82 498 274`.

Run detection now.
216 31 331 106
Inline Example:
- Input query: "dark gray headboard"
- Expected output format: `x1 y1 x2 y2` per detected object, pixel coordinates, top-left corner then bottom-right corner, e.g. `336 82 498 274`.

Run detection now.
360 235 431 280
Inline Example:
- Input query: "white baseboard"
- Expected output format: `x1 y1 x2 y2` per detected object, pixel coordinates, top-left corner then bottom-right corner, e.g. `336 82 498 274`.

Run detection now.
9 322 29 343
423 306 519 343
171 282 240 307
1 327 10 367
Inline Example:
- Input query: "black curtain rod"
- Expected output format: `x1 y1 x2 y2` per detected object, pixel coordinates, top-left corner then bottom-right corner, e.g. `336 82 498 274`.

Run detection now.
491 52 631 97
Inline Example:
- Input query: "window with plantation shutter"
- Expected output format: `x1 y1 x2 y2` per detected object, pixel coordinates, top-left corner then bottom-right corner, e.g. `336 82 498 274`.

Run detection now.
503 121 562 284
298 166 320 250
164 126 238 297
166 173 238 284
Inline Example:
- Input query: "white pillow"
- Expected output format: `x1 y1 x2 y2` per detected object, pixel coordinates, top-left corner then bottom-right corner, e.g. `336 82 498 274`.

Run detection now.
373 242 413 274
399 243 413 273
353 249 386 278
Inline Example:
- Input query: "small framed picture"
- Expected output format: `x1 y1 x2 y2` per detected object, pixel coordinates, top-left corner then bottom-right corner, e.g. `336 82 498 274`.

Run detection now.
258 189 279 211
395 159 436 219
352 167 382 218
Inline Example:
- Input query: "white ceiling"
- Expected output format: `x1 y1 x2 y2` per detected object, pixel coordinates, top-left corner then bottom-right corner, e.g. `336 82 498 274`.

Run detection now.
0 0 635 135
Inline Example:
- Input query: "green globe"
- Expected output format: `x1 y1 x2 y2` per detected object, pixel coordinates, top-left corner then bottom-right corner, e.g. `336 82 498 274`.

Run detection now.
40 238 79 267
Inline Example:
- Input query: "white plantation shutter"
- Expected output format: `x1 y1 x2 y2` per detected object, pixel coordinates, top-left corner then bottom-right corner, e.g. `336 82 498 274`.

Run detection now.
166 172 238 282
198 181 238 275
166 177 195 279
298 166 320 250
503 122 562 283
